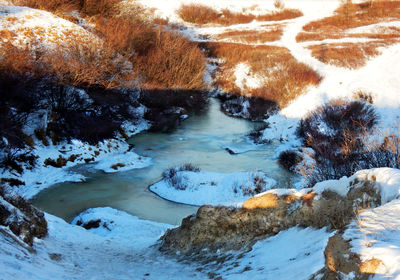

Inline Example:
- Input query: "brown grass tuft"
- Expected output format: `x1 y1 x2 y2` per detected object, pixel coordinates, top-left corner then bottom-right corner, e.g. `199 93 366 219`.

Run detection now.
215 26 284 43
177 4 220 24
177 4 302 26
308 40 397 69
202 42 321 107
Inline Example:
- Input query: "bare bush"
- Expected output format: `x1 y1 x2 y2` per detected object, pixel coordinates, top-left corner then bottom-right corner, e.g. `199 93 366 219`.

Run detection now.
296 100 380 186
162 164 200 190
278 150 302 172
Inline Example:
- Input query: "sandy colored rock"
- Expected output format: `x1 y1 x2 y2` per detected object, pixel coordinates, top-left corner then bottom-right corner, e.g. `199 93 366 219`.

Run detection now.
360 258 383 274
243 193 279 209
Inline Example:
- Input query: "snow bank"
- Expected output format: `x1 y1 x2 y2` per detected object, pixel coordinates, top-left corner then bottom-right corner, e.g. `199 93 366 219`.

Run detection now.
71 207 171 248
5 135 151 199
221 227 334 280
313 168 400 203
344 199 400 278
150 169 276 206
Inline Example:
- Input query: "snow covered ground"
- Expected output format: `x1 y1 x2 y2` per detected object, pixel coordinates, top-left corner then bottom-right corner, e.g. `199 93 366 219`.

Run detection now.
4 126 151 200
0 207 333 280
150 169 276 206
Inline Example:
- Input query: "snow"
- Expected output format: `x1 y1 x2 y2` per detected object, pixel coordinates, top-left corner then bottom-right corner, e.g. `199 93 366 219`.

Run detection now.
234 62 264 90
311 168 400 203
221 227 334 280
150 169 276 206
344 199 400 279
71 207 171 248
0 209 206 280
0 207 333 280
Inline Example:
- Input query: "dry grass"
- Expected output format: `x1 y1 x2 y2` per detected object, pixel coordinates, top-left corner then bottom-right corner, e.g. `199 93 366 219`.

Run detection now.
177 4 302 26
215 26 284 43
308 39 397 69
12 0 120 16
0 32 134 88
94 15 206 90
12 0 81 13
2 0 206 91
297 0 400 42
202 42 321 107
296 1 400 69
135 31 206 90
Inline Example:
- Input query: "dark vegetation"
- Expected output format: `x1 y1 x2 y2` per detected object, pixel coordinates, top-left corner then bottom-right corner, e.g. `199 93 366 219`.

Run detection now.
140 89 209 132
217 94 278 121
0 73 142 173
293 99 400 187
278 150 302 173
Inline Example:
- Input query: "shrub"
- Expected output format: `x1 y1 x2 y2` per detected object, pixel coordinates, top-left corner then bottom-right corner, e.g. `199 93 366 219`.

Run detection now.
177 4 220 24
278 150 302 172
81 0 120 16
44 156 67 168
296 100 379 186
0 192 47 246
220 95 278 121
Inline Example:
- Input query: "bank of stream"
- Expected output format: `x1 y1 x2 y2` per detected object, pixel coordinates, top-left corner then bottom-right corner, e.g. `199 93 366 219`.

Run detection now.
32 98 293 225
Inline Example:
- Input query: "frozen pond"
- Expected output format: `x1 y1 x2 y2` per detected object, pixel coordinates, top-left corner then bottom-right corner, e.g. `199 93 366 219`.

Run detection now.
32 98 293 225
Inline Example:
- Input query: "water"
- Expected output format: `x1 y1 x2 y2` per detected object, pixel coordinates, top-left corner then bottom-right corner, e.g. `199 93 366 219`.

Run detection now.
32 98 292 225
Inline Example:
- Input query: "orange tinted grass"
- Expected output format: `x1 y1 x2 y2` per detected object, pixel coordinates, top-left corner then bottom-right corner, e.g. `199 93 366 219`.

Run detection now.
94 16 206 90
201 42 321 107
298 1 400 42
308 39 398 69
177 4 302 26
0 31 134 89
215 27 283 43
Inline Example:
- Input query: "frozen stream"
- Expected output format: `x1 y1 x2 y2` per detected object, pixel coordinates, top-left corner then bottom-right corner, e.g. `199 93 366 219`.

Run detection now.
32 98 293 225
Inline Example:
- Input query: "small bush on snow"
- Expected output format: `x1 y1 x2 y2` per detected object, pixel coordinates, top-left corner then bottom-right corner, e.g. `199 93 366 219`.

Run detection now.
278 150 302 173
162 164 200 190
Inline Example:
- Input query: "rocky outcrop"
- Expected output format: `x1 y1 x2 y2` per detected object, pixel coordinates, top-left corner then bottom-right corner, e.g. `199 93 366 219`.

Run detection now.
160 179 381 255
311 232 383 280
0 187 47 246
